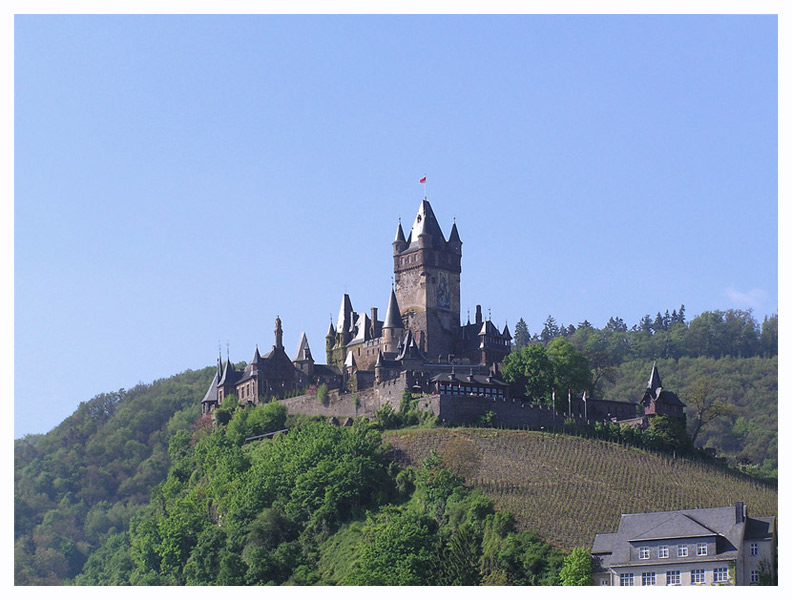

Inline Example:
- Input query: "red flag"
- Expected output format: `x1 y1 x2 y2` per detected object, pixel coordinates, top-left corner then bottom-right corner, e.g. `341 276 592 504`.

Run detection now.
419 176 426 184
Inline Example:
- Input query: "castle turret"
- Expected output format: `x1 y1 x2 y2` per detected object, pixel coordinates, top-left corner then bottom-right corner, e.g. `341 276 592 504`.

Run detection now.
382 287 404 354
336 294 354 346
325 320 336 362
294 332 314 376
393 219 408 255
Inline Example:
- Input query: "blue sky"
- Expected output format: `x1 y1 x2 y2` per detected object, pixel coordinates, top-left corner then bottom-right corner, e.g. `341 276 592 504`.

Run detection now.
13 14 778 436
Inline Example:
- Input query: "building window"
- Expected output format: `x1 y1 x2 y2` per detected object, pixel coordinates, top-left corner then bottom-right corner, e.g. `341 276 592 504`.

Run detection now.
713 567 728 583
677 545 688 558
599 578 610 585
691 569 706 584
658 545 669 558
750 542 759 556
639 546 650 560
696 543 708 556
642 572 656 586
666 571 681 586
620 573 634 586
750 570 760 585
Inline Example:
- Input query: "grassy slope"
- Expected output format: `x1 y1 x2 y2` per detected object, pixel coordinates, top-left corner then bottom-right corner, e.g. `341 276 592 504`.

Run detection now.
384 428 778 551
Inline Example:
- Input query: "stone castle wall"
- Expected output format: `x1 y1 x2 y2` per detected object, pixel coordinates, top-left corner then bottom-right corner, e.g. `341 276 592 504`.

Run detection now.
278 380 591 431
278 374 410 419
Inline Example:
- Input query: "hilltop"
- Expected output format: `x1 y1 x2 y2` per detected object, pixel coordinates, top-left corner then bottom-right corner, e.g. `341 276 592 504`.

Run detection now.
385 428 778 551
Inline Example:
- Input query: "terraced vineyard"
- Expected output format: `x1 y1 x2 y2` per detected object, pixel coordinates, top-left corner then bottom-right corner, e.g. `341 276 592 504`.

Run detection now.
384 428 778 551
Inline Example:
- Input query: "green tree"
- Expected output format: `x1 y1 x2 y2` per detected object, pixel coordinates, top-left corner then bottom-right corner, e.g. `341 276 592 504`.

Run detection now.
501 344 555 403
547 338 592 408
513 318 530 350
560 547 592 585
342 507 439 585
685 376 737 446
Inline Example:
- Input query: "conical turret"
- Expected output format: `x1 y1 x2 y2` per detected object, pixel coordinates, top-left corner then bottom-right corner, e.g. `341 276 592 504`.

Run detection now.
647 361 662 392
393 218 408 255
383 288 404 330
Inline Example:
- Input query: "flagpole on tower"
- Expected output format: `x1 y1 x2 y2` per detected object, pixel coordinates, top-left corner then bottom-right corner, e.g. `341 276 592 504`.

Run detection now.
419 174 427 199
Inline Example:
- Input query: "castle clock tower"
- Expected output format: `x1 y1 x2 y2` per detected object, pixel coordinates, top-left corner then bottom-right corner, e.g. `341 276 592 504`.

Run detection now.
393 199 461 362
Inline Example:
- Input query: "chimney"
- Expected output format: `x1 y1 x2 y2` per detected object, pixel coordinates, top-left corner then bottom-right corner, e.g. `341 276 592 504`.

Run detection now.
475 304 483 325
735 502 746 523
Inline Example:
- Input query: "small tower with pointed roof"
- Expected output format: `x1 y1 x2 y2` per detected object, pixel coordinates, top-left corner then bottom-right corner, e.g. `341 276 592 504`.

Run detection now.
294 332 315 377
382 287 404 354
641 362 686 421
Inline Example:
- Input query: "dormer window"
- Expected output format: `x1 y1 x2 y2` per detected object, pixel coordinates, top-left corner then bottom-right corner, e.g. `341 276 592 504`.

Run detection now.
639 546 650 560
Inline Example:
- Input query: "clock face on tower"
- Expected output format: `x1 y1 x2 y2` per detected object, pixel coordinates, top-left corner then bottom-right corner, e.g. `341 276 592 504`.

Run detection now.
437 271 450 309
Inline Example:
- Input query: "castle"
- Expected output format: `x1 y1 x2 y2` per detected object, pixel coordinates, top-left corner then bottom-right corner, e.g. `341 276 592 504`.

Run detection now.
202 197 513 415
200 196 683 430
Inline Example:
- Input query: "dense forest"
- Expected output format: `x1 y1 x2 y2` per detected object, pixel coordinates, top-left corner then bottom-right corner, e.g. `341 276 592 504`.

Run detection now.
14 305 777 585
508 307 777 479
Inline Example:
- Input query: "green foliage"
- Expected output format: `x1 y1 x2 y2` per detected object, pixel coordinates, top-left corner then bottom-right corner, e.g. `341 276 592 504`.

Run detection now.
560 547 592 585
502 341 592 404
14 367 213 585
224 402 287 446
316 383 328 405
342 506 440 585
501 344 556 402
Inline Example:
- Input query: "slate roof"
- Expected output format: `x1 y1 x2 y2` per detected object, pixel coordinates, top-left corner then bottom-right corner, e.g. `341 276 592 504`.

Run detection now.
592 505 774 569
383 288 404 329
201 364 221 404
647 361 663 390
404 199 447 250
218 358 239 386
337 294 354 333
294 332 312 362
396 330 426 362
430 371 508 388
394 220 406 243
448 220 461 243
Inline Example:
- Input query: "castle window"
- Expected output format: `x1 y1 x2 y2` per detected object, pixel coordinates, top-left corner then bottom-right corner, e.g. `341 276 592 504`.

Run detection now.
750 543 758 556
696 543 707 556
639 547 650 560
620 573 634 586
666 571 680 586
659 545 669 558
713 568 728 583
677 546 688 558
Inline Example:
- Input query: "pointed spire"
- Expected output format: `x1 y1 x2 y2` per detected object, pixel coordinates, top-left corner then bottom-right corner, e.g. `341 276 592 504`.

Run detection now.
383 288 404 329
502 322 512 340
337 294 353 334
252 345 262 364
218 357 236 386
408 198 446 246
448 218 461 243
344 350 356 368
294 332 312 362
375 348 385 367
647 361 662 390
395 219 406 243
326 320 336 338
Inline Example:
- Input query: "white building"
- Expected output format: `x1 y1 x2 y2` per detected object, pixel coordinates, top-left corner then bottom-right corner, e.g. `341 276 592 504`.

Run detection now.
591 503 775 586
